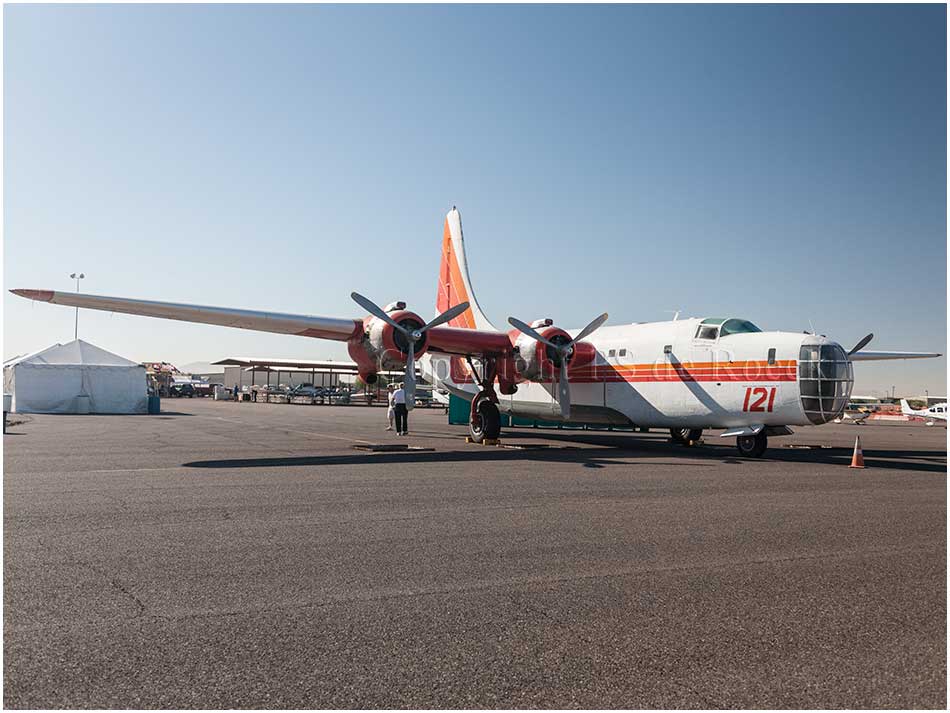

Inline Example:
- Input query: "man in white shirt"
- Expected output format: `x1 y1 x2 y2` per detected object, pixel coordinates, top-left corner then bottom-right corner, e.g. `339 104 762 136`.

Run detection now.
385 384 395 431
392 383 409 435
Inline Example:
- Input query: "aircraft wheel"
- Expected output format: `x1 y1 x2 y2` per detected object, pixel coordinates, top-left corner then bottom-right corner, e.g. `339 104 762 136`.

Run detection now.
470 399 501 443
736 432 768 458
670 427 702 444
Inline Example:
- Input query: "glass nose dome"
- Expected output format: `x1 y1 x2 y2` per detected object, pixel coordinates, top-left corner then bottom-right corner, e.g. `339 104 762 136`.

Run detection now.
798 343 854 424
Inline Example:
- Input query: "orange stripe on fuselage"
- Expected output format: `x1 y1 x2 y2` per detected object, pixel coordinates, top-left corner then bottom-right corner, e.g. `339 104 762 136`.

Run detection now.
564 359 798 383
570 359 794 372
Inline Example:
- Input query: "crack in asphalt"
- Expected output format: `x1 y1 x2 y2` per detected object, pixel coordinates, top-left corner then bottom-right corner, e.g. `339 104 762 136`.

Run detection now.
76 560 147 619
24 536 146 620
7 542 940 635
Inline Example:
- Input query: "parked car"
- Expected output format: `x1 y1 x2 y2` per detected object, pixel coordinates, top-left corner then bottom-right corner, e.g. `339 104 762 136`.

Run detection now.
289 384 324 398
249 384 288 401
192 382 221 397
413 390 434 408
324 387 352 405
253 384 288 394
170 383 195 398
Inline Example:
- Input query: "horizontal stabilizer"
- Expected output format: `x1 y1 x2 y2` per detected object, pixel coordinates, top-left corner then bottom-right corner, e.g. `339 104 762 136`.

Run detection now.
849 350 942 361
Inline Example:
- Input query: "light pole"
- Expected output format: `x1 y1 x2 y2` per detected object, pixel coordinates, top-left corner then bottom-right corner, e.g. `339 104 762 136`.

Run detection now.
69 273 84 340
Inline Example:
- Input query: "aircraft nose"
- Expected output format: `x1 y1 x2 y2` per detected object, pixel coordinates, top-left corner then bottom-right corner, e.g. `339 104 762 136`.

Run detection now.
798 337 854 424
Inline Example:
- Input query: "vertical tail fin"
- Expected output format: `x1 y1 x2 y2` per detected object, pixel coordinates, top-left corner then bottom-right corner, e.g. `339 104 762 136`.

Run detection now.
436 207 496 330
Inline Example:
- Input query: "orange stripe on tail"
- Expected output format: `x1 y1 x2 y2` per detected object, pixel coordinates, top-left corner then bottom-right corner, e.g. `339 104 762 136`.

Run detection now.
436 213 477 329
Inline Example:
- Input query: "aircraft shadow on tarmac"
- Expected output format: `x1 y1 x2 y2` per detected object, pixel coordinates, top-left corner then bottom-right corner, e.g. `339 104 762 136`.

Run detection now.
506 430 948 473
184 448 717 470
183 431 946 474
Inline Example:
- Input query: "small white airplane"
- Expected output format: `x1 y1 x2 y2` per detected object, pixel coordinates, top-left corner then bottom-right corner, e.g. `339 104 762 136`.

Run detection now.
11 208 943 457
900 399 948 426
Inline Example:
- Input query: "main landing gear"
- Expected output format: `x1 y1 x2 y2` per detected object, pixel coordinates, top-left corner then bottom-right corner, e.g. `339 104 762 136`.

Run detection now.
470 398 501 443
668 427 769 457
467 356 502 444
669 427 703 445
736 431 768 458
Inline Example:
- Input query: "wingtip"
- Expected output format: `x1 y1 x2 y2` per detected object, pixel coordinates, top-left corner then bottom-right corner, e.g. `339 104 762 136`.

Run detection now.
11 289 54 302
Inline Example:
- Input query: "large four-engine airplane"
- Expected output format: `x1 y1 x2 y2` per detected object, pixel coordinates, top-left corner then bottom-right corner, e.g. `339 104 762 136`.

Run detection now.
11 208 943 457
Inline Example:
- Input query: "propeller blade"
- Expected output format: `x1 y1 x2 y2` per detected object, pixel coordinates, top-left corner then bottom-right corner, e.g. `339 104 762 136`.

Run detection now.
848 332 874 357
350 292 409 335
404 341 416 410
568 312 609 347
423 301 470 332
558 358 571 420
507 316 558 349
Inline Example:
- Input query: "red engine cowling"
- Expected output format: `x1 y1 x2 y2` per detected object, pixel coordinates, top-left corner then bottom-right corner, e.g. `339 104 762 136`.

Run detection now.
347 309 429 383
509 322 596 382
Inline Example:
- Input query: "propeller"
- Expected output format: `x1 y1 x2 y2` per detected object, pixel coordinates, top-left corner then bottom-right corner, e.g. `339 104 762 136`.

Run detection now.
351 293 469 408
848 332 874 357
507 312 608 419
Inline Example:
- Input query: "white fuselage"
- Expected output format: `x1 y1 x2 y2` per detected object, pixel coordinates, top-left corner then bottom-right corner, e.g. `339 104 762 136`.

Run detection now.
427 318 852 430
902 400 948 422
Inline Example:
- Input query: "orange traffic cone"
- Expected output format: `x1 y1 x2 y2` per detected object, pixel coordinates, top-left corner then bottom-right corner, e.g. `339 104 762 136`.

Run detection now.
849 436 866 469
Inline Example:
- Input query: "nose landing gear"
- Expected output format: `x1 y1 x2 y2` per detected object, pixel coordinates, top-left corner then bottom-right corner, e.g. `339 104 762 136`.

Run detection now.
736 431 768 458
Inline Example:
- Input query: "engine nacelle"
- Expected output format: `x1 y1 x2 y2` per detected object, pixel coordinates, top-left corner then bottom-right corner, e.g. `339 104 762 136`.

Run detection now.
346 308 430 380
509 320 596 382
368 309 430 367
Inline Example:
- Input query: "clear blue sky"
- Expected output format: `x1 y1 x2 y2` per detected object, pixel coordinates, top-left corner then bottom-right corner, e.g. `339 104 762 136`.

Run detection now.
4 4 946 395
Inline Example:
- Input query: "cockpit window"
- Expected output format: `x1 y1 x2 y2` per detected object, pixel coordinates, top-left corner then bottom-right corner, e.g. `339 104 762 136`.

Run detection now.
719 319 762 337
695 317 761 340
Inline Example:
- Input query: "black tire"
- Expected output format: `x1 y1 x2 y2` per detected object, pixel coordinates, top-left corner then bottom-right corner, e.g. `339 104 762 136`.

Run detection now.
736 432 768 458
470 399 501 443
670 427 702 444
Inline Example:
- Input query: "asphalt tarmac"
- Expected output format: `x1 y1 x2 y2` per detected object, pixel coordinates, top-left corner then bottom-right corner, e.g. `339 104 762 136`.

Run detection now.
4 399 946 708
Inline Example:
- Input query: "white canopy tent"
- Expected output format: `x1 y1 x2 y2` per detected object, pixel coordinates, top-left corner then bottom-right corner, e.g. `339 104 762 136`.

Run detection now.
3 340 147 414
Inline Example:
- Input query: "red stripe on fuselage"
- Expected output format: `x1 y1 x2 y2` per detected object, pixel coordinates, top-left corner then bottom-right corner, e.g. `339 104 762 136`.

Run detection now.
556 360 797 384
563 371 797 383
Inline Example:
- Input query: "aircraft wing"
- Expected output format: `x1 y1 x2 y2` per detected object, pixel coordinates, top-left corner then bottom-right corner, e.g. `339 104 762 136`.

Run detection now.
9 288 512 356
849 350 943 361
10 289 363 341
424 325 512 356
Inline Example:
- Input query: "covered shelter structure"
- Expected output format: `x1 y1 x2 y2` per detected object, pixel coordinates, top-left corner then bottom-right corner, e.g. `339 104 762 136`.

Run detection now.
212 357 421 397
3 340 148 414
